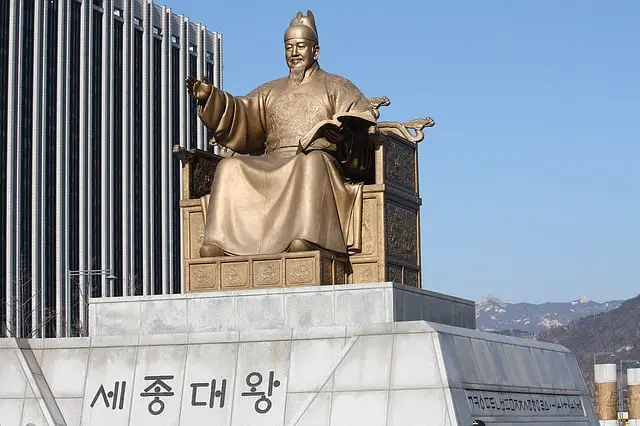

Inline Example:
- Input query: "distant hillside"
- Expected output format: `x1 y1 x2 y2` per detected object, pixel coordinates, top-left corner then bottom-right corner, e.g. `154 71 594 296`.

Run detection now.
537 293 640 392
476 295 622 334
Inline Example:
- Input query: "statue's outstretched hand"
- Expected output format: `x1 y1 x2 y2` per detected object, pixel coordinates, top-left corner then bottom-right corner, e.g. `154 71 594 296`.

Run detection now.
186 75 212 102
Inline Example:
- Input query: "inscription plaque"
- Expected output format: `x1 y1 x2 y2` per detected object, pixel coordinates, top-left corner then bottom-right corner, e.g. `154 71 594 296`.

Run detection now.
465 390 586 418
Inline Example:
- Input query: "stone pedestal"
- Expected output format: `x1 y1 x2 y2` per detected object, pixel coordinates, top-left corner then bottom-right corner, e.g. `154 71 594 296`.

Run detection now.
87 283 476 336
0 284 599 425
0 323 598 425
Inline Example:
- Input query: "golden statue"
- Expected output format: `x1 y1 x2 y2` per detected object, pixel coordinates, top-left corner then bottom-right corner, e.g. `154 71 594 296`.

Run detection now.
186 10 377 258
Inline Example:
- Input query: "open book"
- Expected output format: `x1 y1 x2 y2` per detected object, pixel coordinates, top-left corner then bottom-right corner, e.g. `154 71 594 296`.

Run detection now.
298 111 377 152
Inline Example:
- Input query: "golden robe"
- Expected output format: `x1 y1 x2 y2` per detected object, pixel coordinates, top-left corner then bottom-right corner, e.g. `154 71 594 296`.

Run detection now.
198 65 376 255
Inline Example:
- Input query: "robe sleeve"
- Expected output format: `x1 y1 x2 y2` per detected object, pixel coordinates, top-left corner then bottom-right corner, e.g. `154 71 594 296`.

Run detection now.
327 75 377 122
322 73 377 182
197 85 268 154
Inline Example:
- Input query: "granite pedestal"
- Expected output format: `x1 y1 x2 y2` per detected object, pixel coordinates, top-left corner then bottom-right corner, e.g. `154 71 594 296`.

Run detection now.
88 282 476 336
0 283 598 425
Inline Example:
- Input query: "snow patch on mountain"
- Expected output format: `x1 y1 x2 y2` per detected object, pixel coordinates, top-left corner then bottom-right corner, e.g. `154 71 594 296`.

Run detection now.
616 345 634 353
539 317 563 328
475 296 623 334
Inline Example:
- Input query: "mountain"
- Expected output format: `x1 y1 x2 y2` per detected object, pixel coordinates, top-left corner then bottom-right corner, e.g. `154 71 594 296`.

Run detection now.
476 295 622 334
537 293 640 392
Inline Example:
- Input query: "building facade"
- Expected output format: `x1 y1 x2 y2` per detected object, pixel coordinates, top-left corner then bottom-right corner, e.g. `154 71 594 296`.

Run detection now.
1 0 223 338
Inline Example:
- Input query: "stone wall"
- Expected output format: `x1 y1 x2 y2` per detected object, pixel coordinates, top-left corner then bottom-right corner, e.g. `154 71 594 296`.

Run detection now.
1 322 597 425
88 282 476 337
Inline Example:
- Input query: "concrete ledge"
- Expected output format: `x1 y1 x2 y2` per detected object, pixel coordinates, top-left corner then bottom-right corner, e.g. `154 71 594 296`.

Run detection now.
88 282 475 336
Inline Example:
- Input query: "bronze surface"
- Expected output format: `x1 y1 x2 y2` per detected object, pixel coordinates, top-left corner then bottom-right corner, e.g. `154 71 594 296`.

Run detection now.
177 129 426 290
185 250 347 291
186 10 376 258
594 381 617 420
180 10 433 290
630 384 640 419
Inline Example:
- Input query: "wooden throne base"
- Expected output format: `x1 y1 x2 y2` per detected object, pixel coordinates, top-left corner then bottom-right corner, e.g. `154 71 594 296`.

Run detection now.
185 250 347 292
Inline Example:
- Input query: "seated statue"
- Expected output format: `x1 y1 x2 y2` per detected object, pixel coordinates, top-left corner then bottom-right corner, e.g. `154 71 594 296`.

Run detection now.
186 10 377 258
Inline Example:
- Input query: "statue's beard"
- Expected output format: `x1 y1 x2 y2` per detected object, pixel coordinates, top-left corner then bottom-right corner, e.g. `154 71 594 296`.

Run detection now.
289 62 306 86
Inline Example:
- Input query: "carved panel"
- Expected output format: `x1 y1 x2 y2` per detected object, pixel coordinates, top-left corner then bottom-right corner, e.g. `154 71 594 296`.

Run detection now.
183 214 191 262
384 139 415 192
404 269 419 288
335 260 346 284
352 263 378 284
221 262 250 289
189 264 217 291
185 251 350 292
188 211 205 259
361 198 378 256
190 157 218 199
286 258 315 286
253 260 281 287
386 264 403 283
385 202 418 262
321 259 332 284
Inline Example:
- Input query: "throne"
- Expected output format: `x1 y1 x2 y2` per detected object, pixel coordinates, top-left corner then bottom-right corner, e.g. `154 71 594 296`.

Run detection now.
174 97 434 292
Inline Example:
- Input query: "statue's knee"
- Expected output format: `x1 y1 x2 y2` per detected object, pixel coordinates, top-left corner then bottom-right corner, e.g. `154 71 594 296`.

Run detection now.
218 157 241 174
287 239 314 252
302 150 326 165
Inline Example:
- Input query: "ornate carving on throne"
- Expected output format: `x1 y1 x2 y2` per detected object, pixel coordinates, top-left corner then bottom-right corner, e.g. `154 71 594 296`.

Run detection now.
178 9 435 292
174 96 434 292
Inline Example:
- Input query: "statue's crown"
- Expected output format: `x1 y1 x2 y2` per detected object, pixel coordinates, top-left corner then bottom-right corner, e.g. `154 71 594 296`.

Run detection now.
285 10 318 43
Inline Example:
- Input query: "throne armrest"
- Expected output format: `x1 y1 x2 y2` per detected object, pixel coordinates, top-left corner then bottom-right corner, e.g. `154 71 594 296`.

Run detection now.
173 145 224 200
377 117 435 143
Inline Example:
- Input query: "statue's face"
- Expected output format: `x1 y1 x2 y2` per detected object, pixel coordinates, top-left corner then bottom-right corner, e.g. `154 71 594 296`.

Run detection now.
285 38 318 71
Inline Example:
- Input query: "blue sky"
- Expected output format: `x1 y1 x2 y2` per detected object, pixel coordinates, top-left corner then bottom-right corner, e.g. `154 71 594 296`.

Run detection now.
162 0 639 303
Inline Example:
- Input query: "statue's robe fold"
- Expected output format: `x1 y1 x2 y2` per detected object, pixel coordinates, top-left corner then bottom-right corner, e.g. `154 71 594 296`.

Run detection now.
198 66 375 255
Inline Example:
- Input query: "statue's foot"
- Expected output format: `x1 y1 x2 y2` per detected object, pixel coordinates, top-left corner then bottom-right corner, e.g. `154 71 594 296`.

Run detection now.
200 243 226 257
287 238 315 252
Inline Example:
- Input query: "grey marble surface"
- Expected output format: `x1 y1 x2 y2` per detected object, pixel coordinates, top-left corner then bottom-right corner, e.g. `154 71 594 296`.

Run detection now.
0 320 598 426
88 282 476 337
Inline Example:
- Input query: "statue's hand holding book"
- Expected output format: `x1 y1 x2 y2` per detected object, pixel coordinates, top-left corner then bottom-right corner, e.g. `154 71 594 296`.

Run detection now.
298 111 376 153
